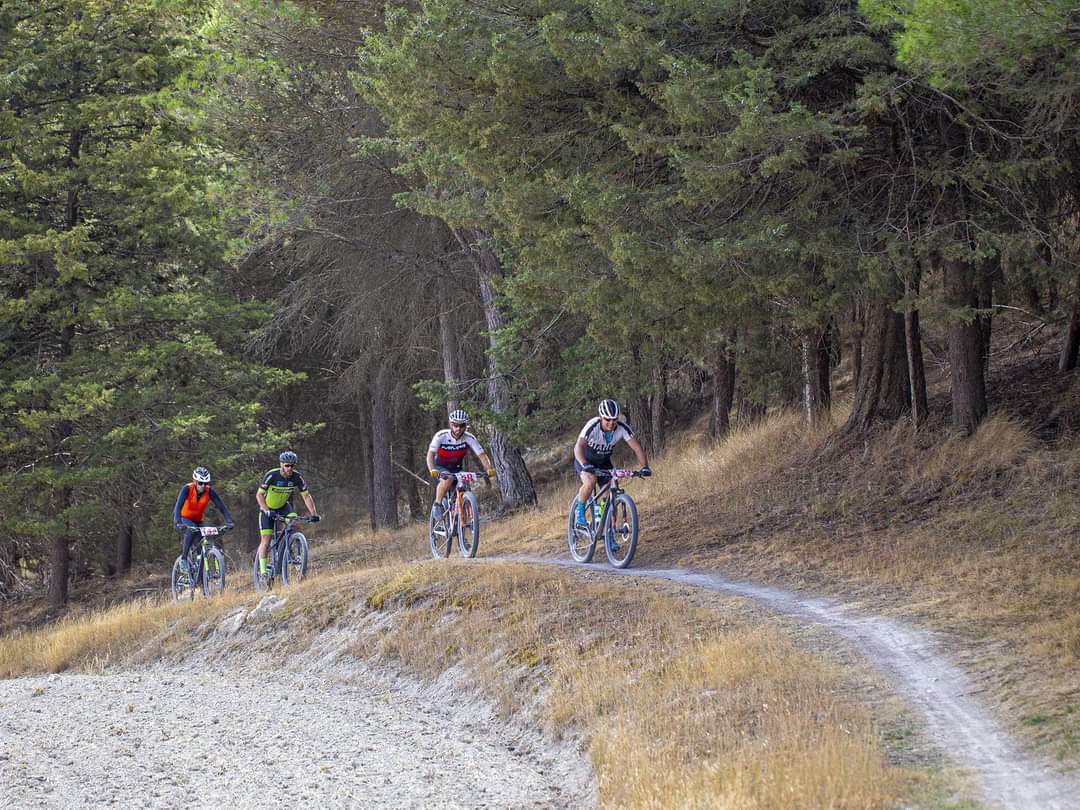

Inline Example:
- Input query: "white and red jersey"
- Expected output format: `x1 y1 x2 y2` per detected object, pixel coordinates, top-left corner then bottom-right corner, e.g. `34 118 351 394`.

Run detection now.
428 429 486 470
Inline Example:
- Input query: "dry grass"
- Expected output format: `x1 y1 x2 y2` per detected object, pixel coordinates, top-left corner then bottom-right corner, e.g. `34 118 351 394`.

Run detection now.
0 590 247 677
350 561 909 810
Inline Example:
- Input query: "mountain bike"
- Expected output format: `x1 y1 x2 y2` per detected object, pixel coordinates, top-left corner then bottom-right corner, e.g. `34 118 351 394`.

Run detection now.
171 525 230 601
567 469 644 568
253 514 317 591
428 471 482 559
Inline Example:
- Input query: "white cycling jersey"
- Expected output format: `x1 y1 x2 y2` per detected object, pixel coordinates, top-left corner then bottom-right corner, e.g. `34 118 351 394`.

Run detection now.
429 429 486 470
578 417 635 465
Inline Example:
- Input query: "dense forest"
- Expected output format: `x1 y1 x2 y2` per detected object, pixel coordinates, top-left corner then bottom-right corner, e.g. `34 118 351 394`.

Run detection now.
3 0 1079 618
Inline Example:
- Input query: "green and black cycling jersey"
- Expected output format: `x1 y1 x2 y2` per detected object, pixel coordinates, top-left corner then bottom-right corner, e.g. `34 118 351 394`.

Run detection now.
258 467 309 512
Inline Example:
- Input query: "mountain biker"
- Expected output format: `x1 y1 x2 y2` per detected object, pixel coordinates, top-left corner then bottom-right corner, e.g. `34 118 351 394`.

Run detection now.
173 467 235 574
573 399 651 528
256 451 320 578
426 409 496 522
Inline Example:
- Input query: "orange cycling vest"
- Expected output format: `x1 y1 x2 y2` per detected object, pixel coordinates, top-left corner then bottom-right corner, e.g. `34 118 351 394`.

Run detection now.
180 484 211 522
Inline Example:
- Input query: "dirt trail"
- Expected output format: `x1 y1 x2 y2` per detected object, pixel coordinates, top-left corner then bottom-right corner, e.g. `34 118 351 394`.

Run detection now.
0 607 594 810
524 557 1077 810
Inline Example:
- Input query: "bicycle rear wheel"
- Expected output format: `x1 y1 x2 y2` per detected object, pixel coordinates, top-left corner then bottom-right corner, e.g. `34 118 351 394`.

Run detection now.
429 502 452 558
605 493 639 568
171 556 196 601
281 532 309 585
457 492 480 558
203 548 226 597
566 497 596 563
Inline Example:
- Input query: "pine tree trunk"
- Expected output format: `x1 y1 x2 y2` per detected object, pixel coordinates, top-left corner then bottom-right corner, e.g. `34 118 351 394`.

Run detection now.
944 257 988 434
843 296 906 434
650 362 666 452
47 530 69 621
800 329 828 425
709 345 736 439
849 300 864 392
370 362 399 529
357 396 377 530
818 327 833 411
978 256 996 366
115 522 133 577
1059 270 1080 372
402 430 423 521
464 229 537 508
437 269 461 413
904 307 928 428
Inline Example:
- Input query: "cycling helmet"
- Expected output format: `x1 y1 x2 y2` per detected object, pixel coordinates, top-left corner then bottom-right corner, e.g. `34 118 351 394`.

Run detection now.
192 466 211 484
279 450 299 465
448 409 470 426
598 399 620 419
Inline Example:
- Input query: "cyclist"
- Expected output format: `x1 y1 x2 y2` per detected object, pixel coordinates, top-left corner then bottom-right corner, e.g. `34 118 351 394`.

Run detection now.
172 467 235 574
573 399 651 528
426 409 496 522
256 451 320 578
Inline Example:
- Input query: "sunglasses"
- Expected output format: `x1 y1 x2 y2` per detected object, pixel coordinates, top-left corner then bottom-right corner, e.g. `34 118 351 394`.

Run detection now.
450 422 467 428
600 417 618 423
281 463 295 468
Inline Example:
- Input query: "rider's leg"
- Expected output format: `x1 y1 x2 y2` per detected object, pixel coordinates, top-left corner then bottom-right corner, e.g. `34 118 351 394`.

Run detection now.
575 471 597 526
432 466 457 520
258 511 274 574
180 526 200 573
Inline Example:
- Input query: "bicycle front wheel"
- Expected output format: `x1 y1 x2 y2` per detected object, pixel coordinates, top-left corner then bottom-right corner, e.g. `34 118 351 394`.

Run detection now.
253 548 273 591
171 557 196 601
203 548 226 597
457 492 480 558
605 493 639 568
567 497 596 563
281 532 309 585
429 504 452 558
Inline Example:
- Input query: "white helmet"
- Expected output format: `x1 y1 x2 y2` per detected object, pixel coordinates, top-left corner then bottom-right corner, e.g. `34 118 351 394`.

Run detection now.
598 399 620 419
448 409 469 426
192 466 211 484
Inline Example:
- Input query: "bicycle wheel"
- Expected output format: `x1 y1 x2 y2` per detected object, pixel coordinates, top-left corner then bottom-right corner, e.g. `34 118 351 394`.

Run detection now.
281 532 309 585
253 547 273 591
171 556 196 601
429 503 452 558
202 547 226 597
566 497 596 563
605 493 639 568
457 492 480 558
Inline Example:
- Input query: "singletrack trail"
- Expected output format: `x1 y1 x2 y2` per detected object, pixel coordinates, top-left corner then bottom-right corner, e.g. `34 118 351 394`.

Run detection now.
509 556 1080 810
0 654 593 809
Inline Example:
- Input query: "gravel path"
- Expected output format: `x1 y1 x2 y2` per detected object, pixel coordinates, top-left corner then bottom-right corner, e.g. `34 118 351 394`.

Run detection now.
0 656 593 809
526 558 1079 810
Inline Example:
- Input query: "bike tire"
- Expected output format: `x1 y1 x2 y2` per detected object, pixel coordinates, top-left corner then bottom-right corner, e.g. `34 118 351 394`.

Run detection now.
457 492 480 558
203 547 226 597
281 532 309 585
253 548 273 592
429 503 452 558
171 556 196 601
605 493 639 568
566 497 596 563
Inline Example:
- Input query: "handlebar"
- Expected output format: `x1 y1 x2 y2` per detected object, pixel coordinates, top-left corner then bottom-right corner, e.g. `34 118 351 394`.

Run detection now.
439 471 482 484
198 525 233 537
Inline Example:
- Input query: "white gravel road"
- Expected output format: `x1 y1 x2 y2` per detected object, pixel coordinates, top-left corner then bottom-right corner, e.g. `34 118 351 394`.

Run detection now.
0 614 594 809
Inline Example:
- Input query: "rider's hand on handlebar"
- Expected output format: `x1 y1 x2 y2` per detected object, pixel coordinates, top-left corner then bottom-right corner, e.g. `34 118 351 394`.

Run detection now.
486 467 497 479
225 522 235 530
260 506 270 516
309 514 321 522
639 466 652 477
429 469 439 479
580 463 596 474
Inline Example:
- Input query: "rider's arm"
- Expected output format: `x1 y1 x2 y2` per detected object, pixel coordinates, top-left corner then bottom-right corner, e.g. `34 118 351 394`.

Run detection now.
173 486 187 526
209 489 234 526
477 452 495 475
256 487 270 514
426 448 438 475
302 490 317 515
626 435 649 468
574 436 590 466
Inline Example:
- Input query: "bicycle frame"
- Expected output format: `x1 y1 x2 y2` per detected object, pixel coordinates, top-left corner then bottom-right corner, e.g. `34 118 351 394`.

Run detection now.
583 469 635 540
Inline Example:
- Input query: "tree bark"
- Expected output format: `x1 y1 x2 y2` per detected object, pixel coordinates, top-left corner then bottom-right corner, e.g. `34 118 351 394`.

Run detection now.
650 362 666 452
944 257 988 434
800 328 828 425
461 229 537 508
849 300 864 393
402 429 423 521
842 295 909 434
370 362 399 529
709 343 736 439
437 268 461 413
1059 270 1080 372
115 522 133 577
978 255 996 366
